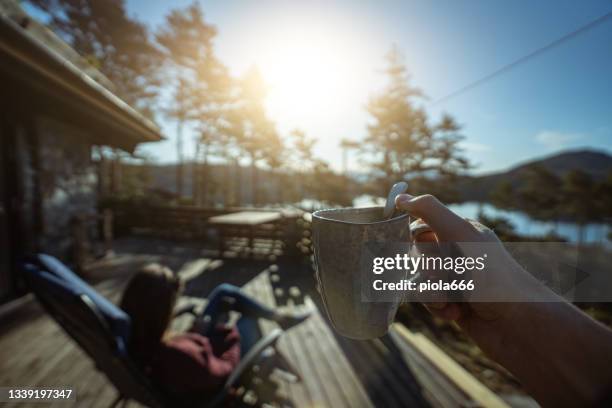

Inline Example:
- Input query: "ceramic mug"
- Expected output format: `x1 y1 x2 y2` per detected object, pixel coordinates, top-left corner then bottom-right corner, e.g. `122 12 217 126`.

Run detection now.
312 206 411 339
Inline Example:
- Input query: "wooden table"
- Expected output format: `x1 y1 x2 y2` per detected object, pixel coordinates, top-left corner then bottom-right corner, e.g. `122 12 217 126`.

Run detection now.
209 211 282 226
209 211 283 257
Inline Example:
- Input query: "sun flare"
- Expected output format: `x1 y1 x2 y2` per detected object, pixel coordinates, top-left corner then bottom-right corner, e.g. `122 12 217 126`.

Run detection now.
254 26 362 125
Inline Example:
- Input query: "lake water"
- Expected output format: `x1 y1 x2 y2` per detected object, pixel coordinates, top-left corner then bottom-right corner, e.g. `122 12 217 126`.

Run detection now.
345 196 608 244
447 202 608 244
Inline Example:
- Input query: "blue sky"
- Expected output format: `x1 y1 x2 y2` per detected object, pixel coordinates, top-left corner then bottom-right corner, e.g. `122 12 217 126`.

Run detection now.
125 0 612 174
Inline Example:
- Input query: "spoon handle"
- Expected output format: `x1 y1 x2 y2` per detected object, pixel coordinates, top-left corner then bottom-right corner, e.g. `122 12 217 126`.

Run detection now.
383 181 409 219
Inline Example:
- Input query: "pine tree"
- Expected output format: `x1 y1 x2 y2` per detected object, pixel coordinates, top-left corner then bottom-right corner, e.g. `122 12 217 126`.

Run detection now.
516 165 562 224
290 129 317 202
364 46 470 198
339 138 359 175
562 169 595 243
228 68 277 206
490 180 516 210
156 2 231 201
28 0 161 117
259 132 286 203
600 171 612 242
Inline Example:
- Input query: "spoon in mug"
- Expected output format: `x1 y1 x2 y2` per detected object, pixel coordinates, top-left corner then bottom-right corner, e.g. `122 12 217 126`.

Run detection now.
384 181 414 275
383 181 409 220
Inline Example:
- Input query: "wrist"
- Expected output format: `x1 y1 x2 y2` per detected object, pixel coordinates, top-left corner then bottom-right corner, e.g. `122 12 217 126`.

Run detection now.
458 269 561 355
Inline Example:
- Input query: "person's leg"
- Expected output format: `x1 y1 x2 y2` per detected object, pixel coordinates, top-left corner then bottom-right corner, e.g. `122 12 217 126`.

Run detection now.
203 283 310 329
236 316 260 357
203 283 278 322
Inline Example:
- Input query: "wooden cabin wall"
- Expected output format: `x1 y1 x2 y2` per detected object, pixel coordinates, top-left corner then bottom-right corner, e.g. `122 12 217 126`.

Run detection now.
0 96 31 299
0 113 19 300
1 88 100 300
11 115 98 264
14 123 38 255
34 117 98 260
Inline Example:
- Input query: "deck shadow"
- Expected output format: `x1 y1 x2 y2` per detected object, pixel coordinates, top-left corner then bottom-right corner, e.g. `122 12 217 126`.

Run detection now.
268 262 431 408
183 257 281 298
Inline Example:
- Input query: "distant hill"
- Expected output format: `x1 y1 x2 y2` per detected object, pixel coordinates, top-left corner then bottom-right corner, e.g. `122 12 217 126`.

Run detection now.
127 150 612 203
457 150 612 202
129 162 281 203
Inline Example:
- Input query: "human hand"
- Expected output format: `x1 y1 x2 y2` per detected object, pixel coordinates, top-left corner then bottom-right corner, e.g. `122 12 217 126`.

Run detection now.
396 194 612 407
395 194 555 337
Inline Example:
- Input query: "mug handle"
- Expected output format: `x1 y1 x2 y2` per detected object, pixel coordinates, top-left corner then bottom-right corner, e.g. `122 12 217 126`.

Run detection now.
400 218 435 303
405 219 471 304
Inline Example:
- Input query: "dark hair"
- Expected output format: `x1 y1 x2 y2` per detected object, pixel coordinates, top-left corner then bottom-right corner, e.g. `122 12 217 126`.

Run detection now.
120 264 181 365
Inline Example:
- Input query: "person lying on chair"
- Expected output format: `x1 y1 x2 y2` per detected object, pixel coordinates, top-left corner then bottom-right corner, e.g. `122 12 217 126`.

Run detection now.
119 264 310 400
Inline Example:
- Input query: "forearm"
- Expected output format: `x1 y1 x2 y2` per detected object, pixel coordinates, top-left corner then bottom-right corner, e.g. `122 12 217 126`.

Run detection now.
401 195 612 405
465 299 612 407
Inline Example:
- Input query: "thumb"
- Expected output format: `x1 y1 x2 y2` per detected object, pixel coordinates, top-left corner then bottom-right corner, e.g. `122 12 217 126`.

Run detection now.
395 194 480 242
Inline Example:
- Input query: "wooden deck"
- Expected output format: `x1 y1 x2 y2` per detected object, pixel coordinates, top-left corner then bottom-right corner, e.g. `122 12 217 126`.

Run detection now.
0 238 502 407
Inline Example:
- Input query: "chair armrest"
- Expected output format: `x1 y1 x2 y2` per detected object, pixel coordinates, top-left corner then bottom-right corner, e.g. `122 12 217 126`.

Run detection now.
224 328 283 389
206 329 283 408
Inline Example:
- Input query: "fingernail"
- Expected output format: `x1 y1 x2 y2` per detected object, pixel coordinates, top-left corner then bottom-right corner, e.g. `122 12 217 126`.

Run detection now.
395 194 411 204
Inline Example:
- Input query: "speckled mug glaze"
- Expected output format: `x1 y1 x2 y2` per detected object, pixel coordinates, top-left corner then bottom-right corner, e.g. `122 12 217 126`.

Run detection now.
312 206 411 339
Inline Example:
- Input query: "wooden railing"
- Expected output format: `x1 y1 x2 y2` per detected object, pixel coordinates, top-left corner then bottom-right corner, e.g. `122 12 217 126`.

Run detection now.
108 203 226 239
102 202 308 257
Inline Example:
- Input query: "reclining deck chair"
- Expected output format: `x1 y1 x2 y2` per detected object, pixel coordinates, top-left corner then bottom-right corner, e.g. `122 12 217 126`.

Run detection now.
23 254 291 408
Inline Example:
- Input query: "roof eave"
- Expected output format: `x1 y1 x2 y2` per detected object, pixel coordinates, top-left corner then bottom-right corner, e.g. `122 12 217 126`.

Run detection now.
0 15 164 146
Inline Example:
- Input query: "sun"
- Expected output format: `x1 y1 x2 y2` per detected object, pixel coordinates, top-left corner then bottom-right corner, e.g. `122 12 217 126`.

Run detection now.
254 26 360 125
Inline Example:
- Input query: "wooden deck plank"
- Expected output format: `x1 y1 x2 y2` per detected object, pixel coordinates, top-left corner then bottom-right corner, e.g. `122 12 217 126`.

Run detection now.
392 324 510 408
13 341 75 395
337 339 398 407
0 319 61 383
86 379 123 408
258 268 330 407
270 262 376 408
56 364 102 407
309 304 376 408
388 328 468 407
302 308 361 407
242 269 294 406
259 263 374 408
50 358 105 408
285 311 334 407
362 338 417 406
254 268 313 407
280 320 314 406
4 344 75 408
273 324 311 405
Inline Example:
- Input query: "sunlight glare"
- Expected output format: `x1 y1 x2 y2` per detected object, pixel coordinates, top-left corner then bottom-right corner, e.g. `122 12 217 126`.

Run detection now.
255 25 362 126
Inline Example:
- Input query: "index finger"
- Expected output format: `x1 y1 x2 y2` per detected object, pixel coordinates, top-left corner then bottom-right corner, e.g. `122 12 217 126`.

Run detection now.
396 194 480 242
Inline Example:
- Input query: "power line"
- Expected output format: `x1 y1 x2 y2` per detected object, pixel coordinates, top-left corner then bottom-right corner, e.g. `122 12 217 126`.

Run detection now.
431 10 612 106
